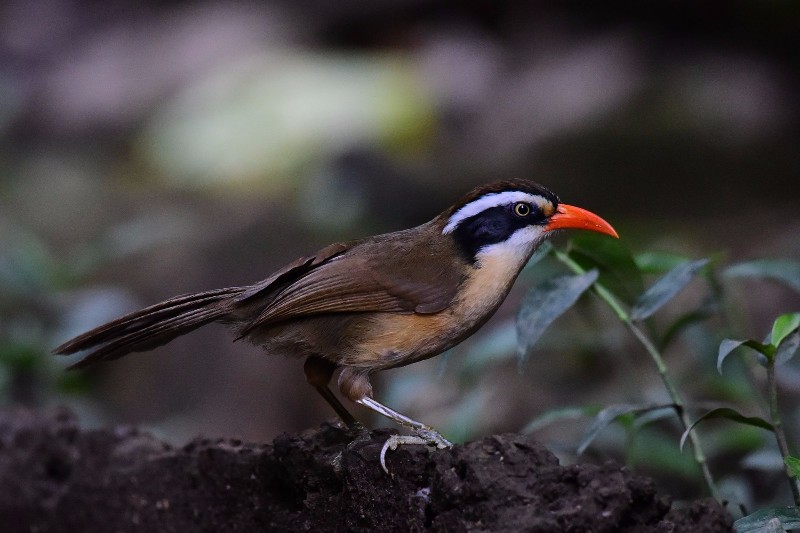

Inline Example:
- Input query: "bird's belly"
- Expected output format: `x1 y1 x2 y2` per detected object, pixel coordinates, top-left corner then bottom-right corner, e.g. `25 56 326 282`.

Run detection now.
346 301 500 370
250 310 484 371
343 313 454 369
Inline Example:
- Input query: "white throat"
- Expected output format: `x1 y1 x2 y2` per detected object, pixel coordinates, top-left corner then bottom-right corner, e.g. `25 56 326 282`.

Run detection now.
474 225 546 269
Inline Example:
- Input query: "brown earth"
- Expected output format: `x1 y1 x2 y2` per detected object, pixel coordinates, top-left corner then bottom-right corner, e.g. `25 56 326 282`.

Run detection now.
0 407 732 532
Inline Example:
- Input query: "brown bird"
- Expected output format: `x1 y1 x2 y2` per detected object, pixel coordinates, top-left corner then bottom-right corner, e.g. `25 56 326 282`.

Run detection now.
54 179 617 470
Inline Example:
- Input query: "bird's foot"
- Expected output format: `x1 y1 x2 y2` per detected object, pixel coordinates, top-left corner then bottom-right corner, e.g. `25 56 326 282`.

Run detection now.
379 427 452 474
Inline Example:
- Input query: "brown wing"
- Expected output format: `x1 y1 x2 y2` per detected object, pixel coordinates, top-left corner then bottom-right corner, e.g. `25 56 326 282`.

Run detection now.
238 223 465 335
233 241 351 304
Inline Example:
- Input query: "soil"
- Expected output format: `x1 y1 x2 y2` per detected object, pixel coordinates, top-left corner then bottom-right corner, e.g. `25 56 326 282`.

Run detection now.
0 407 732 532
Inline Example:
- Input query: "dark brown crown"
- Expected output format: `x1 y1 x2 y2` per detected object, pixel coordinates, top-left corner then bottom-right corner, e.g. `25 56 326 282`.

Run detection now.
447 179 559 217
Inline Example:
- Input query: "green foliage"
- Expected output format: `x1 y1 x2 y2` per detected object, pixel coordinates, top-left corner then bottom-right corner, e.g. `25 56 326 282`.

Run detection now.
576 403 676 455
719 313 800 370
771 314 800 348
513 237 800 518
567 233 643 305
516 270 597 364
679 408 772 451
522 406 598 434
630 259 709 321
724 260 800 294
786 457 800 479
634 251 693 274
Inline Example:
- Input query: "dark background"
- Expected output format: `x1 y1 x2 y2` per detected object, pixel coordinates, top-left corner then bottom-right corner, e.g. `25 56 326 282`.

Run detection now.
2 0 798 506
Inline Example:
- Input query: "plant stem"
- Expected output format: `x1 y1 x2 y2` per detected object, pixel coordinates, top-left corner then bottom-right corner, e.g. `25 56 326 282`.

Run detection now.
767 361 800 505
553 249 721 501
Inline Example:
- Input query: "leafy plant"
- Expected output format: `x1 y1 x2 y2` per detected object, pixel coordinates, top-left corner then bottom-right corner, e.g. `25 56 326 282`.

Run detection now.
516 235 800 531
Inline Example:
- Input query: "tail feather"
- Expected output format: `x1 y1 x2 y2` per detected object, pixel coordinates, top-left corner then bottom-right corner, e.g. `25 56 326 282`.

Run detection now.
54 287 245 369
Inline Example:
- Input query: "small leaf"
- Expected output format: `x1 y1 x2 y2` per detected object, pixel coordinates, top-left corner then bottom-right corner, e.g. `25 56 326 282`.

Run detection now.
734 507 800 533
771 313 800 347
775 330 800 366
516 270 598 362
630 259 709 321
632 406 679 430
718 338 773 373
577 403 676 455
724 259 800 294
522 406 595 434
785 456 800 479
679 408 773 451
718 339 746 373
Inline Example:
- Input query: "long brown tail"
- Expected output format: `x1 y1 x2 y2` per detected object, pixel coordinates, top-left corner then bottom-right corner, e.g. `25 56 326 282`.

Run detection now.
53 287 245 369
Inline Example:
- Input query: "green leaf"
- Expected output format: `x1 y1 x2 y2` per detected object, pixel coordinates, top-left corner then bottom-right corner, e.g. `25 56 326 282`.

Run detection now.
775 330 800 366
632 406 679 430
567 234 643 306
771 313 800 347
724 259 800 294
679 408 773 451
630 259 709 321
522 406 596 434
634 251 692 275
734 507 800 533
785 456 800 479
516 270 598 362
718 338 773 373
577 403 676 455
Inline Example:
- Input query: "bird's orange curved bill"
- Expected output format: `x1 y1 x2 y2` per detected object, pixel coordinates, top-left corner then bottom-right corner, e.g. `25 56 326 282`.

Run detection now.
545 204 619 238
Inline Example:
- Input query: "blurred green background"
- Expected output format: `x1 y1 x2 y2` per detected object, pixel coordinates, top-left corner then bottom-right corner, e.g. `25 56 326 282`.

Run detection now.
2 0 799 506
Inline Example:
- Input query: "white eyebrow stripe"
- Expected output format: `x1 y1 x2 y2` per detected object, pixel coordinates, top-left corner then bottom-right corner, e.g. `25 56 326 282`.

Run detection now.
442 191 541 234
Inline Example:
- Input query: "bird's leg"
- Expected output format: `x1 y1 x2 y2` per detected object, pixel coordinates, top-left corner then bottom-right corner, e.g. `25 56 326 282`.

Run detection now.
305 357 374 474
356 396 452 446
338 367 452 473
303 356 360 429
357 396 452 473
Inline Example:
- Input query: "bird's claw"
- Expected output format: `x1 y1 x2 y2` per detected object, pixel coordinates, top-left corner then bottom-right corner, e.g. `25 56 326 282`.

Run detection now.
379 427 453 474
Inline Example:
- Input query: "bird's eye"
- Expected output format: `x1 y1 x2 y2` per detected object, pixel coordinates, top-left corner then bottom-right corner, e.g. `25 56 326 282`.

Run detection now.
513 202 531 217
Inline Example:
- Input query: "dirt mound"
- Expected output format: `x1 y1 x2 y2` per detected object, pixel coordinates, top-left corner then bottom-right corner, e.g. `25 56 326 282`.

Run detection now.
0 407 731 531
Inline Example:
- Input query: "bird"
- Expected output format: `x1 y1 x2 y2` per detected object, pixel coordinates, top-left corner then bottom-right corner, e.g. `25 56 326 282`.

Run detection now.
54 179 618 471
